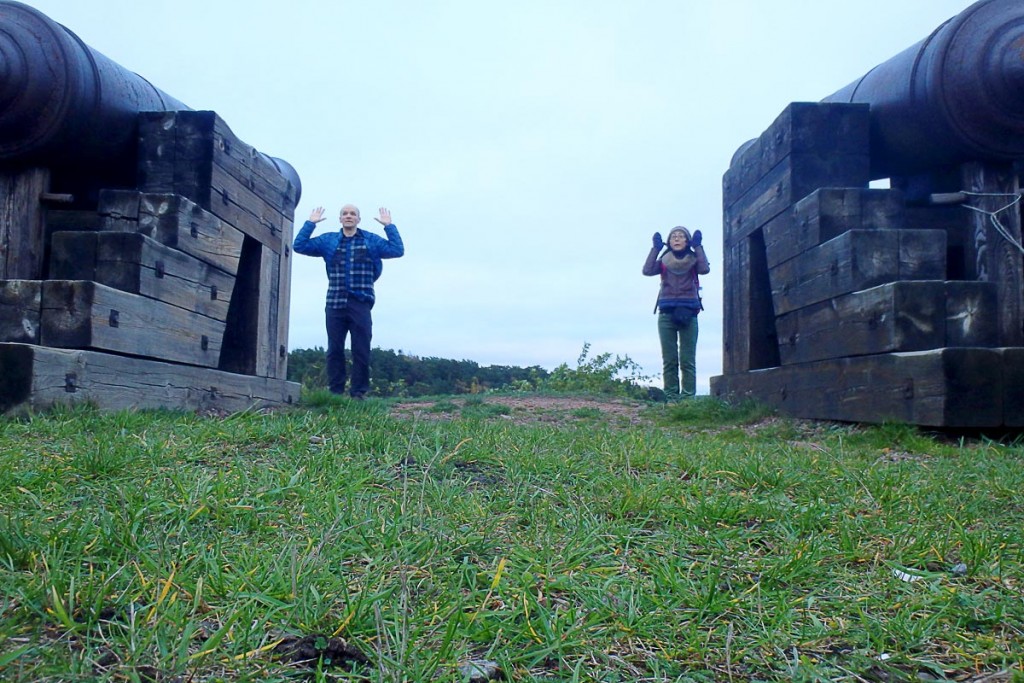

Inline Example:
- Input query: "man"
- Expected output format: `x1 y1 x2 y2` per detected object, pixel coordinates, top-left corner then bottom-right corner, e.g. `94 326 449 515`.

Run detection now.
293 204 404 398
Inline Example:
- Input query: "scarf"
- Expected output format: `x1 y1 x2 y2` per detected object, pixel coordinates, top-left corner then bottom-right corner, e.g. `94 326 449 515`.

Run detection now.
661 248 697 275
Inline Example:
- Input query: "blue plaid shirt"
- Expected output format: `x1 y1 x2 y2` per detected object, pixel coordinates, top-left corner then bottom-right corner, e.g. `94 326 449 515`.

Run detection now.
293 221 404 309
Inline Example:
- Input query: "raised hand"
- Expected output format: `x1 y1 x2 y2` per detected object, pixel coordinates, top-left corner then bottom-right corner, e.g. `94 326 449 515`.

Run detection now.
375 207 392 226
691 230 703 247
309 206 326 223
652 232 664 251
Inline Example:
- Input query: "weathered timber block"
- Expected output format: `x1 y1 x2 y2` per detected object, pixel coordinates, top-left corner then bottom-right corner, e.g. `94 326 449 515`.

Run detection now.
97 188 142 233
44 210 100 232
98 190 243 275
776 281 997 365
137 111 294 253
723 103 871 210
960 161 1023 346
722 239 746 375
0 343 299 415
770 229 947 316
723 230 781 374
40 281 224 368
276 228 293 380
255 246 280 378
136 112 180 193
1000 348 1024 428
139 193 244 275
217 239 288 379
1 167 49 280
724 152 871 246
48 231 98 280
764 188 906 268
944 281 1000 348
212 163 293 248
196 111 297 214
50 232 235 322
0 280 41 343
710 348 1012 428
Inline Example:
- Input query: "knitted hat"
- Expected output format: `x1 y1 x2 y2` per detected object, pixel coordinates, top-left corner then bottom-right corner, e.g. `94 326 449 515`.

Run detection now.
667 226 691 243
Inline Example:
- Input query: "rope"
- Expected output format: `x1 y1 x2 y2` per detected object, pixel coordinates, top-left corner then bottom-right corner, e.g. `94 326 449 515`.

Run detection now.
959 191 1024 256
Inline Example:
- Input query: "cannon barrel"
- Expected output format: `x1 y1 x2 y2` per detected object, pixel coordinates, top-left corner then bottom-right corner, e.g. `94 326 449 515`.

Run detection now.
0 0 300 196
823 0 1024 179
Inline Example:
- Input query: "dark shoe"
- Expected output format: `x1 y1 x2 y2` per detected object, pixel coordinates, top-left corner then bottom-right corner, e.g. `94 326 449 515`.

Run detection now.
350 394 366 401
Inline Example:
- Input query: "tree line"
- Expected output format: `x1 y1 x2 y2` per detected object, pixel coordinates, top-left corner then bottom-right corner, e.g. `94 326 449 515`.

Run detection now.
287 347 549 397
287 343 654 399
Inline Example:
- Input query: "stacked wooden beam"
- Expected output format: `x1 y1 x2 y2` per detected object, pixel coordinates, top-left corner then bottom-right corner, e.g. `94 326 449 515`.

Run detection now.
0 112 299 414
711 102 1024 427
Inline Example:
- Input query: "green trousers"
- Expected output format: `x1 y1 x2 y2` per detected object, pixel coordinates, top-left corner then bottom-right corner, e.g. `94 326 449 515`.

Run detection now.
658 312 699 398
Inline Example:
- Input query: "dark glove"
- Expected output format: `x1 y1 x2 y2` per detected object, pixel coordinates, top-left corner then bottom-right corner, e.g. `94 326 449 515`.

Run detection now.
691 230 703 248
652 232 664 251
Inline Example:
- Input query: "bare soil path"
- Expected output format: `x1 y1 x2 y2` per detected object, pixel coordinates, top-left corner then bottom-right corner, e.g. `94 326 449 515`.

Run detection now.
389 395 649 428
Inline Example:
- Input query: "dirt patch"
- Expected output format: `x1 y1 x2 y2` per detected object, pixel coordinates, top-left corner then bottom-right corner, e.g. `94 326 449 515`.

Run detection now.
390 395 649 428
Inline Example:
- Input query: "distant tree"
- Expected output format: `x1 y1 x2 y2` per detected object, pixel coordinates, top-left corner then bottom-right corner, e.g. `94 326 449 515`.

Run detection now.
287 346 327 389
287 347 550 397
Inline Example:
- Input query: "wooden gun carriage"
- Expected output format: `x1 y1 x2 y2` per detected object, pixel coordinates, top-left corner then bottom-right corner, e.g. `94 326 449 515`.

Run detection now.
0 0 301 413
710 0 1024 428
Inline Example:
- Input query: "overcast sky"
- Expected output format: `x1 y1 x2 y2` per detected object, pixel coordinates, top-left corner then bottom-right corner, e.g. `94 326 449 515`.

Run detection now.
26 0 976 392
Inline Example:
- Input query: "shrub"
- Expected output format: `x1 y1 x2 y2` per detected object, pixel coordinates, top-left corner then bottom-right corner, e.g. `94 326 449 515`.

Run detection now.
538 342 651 397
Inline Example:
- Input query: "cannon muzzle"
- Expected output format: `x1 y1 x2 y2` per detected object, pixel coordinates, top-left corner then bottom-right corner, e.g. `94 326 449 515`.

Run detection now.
0 0 300 196
823 0 1024 179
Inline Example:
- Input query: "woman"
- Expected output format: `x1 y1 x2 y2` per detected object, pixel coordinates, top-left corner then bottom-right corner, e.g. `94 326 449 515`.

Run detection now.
643 226 710 399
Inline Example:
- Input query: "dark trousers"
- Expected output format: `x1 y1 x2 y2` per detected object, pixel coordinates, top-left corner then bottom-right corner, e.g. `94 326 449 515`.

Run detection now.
326 300 373 397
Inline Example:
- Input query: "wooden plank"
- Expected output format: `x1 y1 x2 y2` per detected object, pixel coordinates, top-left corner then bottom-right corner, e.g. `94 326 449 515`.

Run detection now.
724 151 871 247
136 112 180 194
0 343 300 416
769 229 947 316
722 231 779 374
710 348 1008 427
1001 347 1024 427
0 168 49 280
210 114 298 213
43 210 100 233
40 281 224 368
99 190 243 276
50 232 235 322
209 163 287 252
276 225 294 380
255 246 278 378
137 111 295 252
723 102 871 211
776 281 998 365
0 280 42 343
944 281 1000 348
97 189 141 233
903 202 970 279
722 239 749 374
48 231 99 281
219 237 261 376
96 233 235 322
146 111 297 213
777 281 945 364
960 161 1024 346
764 188 905 268
139 193 244 275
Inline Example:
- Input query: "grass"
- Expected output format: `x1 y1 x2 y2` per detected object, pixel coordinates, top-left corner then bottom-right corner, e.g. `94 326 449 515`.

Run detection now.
0 397 1022 682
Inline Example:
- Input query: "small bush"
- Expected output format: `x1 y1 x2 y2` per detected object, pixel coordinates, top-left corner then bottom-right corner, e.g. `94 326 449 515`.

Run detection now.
538 343 651 397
